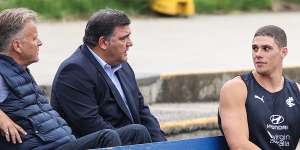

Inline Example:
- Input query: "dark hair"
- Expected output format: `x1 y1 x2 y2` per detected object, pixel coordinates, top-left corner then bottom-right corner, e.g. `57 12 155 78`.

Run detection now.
83 9 130 48
254 25 287 48
0 8 37 53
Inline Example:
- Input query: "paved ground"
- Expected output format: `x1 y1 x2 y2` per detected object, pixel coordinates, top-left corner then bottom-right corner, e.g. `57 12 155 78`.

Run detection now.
150 102 221 139
31 12 300 85
150 102 218 122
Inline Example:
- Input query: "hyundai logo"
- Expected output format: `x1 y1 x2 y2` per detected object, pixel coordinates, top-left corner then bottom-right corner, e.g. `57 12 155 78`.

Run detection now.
270 115 284 125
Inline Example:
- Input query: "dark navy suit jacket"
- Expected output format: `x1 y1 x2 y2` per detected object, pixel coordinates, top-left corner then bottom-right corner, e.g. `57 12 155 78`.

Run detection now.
51 45 166 142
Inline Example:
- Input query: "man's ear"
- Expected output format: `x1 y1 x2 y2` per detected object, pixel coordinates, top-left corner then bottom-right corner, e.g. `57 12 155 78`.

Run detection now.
98 36 109 50
11 39 22 54
281 47 288 58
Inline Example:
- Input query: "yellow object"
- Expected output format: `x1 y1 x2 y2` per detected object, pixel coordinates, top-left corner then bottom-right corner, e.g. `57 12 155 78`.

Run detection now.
151 0 195 16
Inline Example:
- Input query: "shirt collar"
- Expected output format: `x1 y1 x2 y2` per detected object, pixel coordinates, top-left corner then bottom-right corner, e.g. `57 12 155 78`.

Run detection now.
87 45 122 73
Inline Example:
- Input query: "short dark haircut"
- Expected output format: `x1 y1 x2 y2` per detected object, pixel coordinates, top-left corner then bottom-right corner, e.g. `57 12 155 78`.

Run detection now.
83 9 130 48
254 25 287 48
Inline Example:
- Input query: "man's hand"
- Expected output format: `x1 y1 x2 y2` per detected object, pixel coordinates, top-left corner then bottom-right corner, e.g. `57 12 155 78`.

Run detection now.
0 110 27 144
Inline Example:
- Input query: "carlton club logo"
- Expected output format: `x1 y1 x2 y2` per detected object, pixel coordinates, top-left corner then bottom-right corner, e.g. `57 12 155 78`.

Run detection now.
270 115 284 125
286 97 295 108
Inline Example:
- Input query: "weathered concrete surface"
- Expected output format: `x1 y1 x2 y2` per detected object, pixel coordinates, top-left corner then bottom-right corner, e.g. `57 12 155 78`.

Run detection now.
146 102 219 135
138 66 300 103
150 102 218 122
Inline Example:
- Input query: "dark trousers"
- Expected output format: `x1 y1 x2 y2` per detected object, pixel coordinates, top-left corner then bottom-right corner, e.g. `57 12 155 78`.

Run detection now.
56 129 121 150
56 124 151 150
116 124 152 145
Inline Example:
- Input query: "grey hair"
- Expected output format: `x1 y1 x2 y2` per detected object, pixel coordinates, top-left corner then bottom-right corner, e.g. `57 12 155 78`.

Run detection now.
0 8 37 54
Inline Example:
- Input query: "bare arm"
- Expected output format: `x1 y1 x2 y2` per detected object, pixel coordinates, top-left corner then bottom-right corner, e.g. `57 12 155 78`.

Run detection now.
219 77 261 150
0 109 27 144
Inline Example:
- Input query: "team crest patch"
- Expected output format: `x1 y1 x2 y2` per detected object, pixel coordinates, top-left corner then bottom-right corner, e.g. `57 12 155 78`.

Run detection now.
286 97 295 108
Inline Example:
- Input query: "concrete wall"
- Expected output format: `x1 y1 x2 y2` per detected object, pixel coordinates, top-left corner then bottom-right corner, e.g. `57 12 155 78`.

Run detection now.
139 66 300 104
41 66 300 104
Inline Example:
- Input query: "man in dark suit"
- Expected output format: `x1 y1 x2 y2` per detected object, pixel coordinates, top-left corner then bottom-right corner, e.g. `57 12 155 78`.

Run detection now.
51 9 166 144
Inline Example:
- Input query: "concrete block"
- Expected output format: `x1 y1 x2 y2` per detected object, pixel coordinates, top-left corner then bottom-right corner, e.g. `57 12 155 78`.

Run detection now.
138 66 300 103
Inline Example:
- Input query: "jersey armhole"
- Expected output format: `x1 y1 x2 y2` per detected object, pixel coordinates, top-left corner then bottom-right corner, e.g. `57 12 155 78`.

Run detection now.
296 82 300 91
288 81 300 102
295 82 300 98
238 74 249 106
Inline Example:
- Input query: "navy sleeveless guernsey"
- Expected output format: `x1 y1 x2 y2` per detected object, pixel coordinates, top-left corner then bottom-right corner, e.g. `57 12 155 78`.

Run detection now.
241 72 300 150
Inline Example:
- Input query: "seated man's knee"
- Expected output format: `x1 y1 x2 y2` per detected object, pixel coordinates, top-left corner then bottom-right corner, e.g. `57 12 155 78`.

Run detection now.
128 124 151 142
101 129 119 139
128 124 148 133
98 129 122 146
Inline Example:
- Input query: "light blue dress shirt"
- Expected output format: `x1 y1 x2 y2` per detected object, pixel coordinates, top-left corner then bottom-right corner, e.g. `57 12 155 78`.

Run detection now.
87 47 131 113
0 75 9 103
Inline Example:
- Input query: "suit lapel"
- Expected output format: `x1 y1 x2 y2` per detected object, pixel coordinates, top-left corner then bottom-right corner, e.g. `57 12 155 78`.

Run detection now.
116 70 140 123
81 45 134 122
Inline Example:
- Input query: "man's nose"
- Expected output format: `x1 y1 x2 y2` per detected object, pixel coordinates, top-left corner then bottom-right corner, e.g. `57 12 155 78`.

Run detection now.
127 38 133 47
254 49 263 58
38 39 42 46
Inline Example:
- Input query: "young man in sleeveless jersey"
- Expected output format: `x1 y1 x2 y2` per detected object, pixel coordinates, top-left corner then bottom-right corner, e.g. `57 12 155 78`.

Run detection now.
219 25 300 150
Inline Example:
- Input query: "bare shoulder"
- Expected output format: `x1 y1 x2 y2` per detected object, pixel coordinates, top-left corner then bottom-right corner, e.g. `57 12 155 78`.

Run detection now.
221 76 247 94
219 76 247 104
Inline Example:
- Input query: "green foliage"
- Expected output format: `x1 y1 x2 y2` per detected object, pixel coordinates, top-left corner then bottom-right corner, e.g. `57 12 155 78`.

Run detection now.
0 0 151 20
290 0 300 3
194 0 272 13
0 0 299 20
